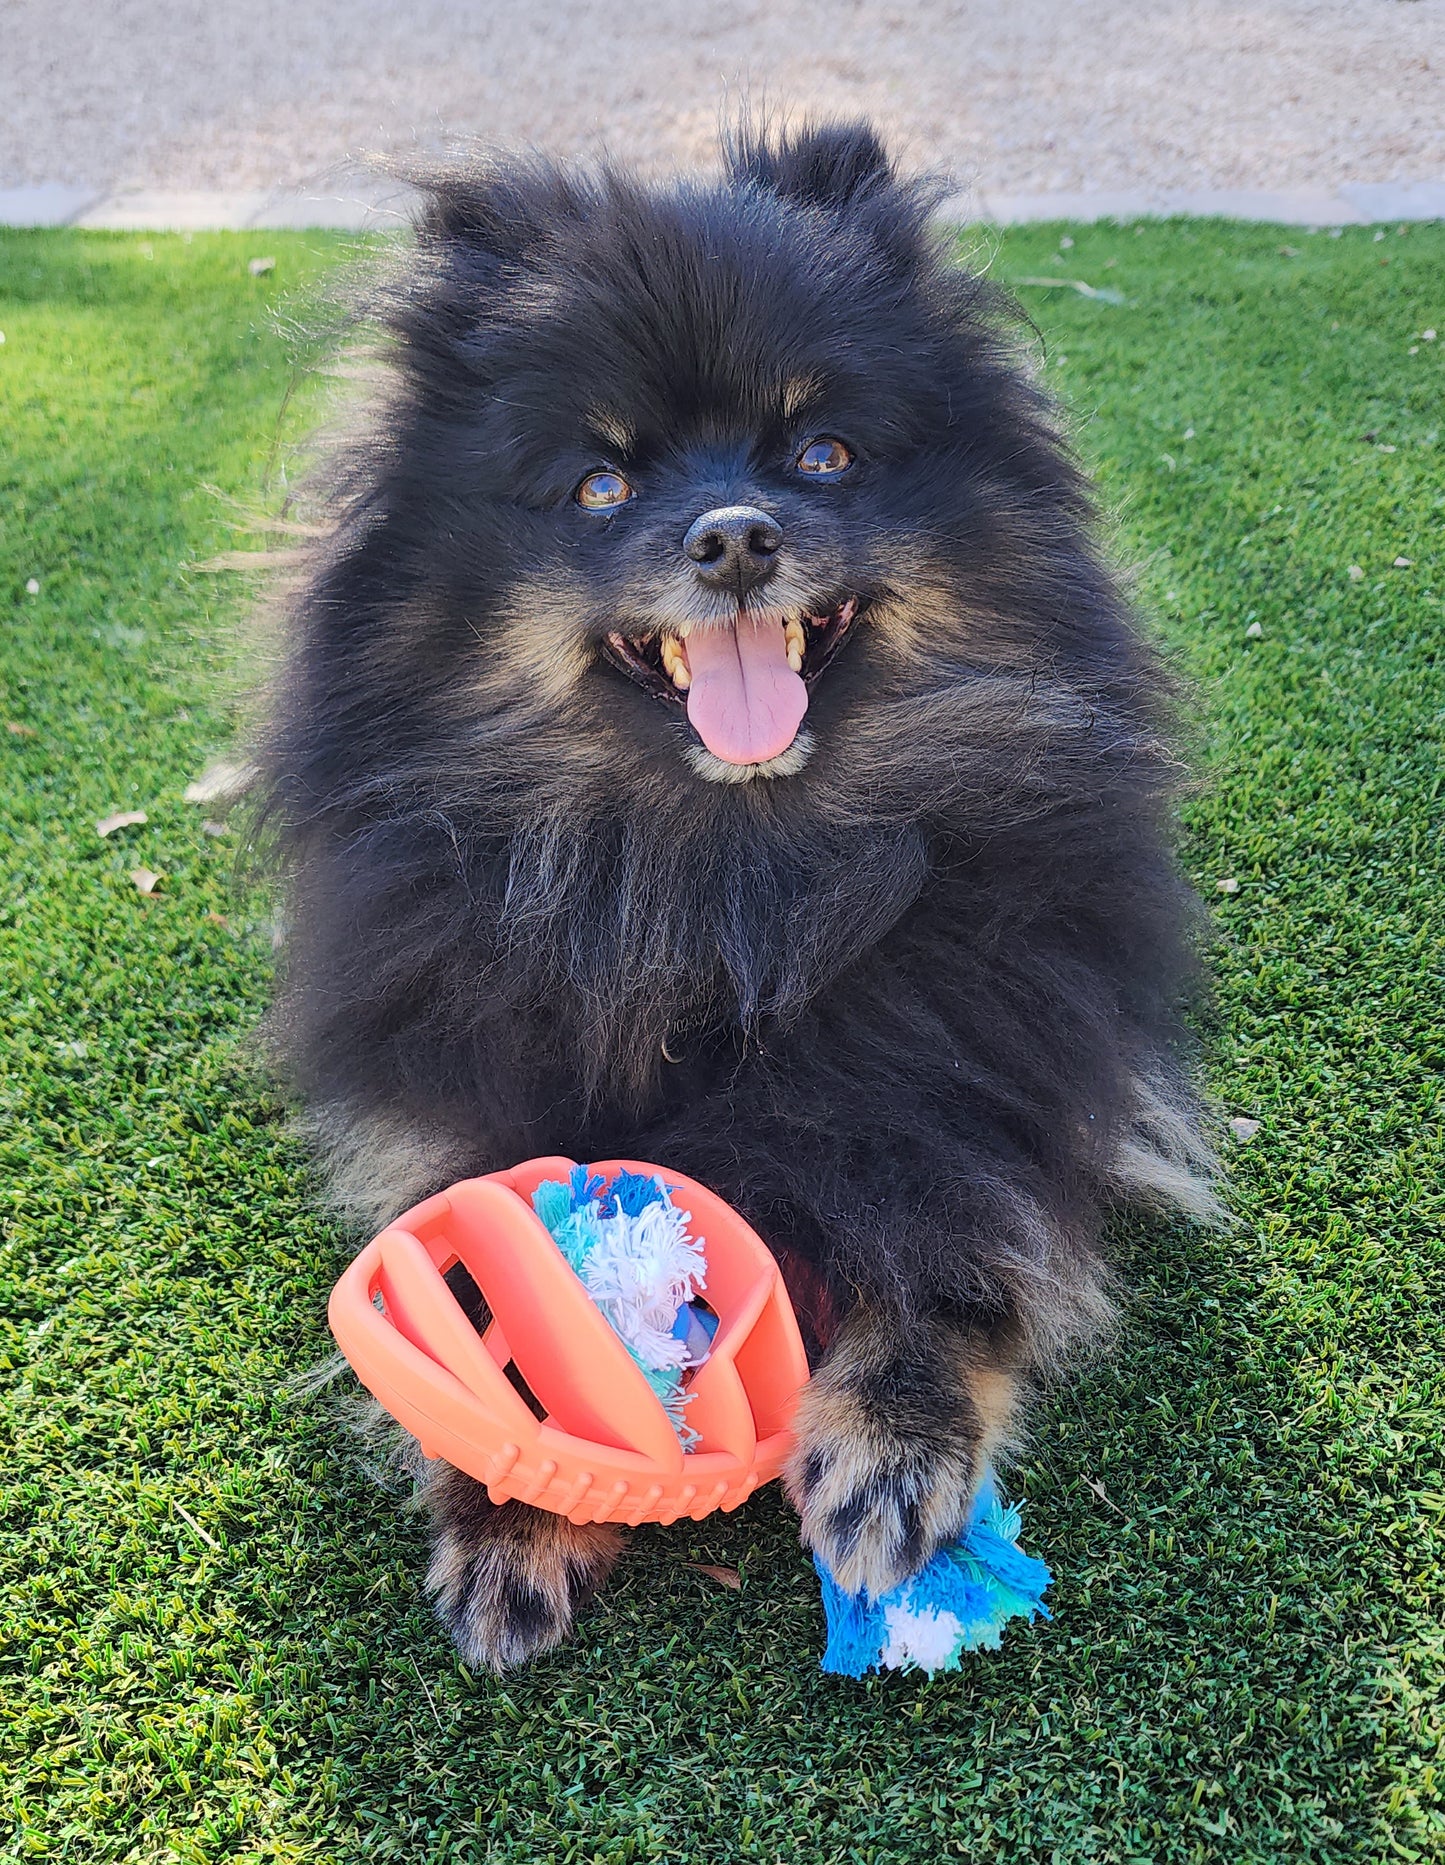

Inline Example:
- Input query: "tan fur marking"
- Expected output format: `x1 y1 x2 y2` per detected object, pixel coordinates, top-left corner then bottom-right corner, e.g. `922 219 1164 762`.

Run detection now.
781 372 824 421
485 572 598 716
967 1363 1019 1450
1110 1068 1225 1225
306 1103 469 1233
424 1476 623 1672
587 407 634 455
786 1318 1019 1597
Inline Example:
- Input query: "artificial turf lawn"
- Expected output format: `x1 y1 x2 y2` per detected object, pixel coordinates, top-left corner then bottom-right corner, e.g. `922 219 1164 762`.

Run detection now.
0 218 1441 1865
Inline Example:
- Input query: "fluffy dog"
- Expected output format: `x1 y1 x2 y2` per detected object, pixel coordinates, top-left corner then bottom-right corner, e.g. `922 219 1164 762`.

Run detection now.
260 122 1216 1671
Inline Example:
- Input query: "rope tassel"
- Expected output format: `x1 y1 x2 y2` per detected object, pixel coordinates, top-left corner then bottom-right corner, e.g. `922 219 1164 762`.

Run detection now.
815 1474 1052 1678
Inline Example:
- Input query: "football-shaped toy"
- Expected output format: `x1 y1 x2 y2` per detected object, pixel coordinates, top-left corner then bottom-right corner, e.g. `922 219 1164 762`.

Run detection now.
328 1156 809 1527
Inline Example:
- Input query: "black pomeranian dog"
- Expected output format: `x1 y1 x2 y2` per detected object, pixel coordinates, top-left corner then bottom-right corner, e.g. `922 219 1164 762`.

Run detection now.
261 122 1217 1671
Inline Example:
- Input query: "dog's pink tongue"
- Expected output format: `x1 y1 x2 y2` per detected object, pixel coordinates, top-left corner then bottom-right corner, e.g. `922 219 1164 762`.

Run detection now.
684 614 808 765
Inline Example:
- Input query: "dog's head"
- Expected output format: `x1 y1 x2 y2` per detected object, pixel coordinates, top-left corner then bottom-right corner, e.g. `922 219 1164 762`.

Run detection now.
269 126 1180 1108
328 123 1123 807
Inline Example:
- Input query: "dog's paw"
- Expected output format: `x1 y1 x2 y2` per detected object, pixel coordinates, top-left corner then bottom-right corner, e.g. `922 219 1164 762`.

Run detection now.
425 1477 622 1671
786 1410 981 1598
784 1325 1017 1598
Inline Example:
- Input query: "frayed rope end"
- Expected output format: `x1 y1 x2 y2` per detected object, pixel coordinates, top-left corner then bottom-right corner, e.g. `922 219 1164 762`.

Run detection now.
816 1474 1052 1679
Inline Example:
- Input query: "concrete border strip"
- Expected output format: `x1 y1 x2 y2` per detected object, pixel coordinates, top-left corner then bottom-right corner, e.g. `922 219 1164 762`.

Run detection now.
0 180 1441 231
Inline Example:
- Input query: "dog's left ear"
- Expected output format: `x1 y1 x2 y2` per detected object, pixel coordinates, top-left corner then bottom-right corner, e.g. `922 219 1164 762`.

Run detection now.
726 120 894 213
726 120 944 277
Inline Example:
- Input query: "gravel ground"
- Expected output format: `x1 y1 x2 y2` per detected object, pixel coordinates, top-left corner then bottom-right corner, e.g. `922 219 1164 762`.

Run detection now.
4 1 1443 195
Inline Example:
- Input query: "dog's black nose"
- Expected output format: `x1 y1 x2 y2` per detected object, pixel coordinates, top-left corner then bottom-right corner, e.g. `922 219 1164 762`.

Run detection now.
683 505 783 594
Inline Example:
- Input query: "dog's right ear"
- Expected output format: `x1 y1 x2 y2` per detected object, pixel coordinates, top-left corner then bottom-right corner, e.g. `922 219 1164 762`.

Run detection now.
386 159 591 369
410 157 587 265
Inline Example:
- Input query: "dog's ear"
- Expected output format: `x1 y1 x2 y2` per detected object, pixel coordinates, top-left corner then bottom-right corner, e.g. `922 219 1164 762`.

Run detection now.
411 157 587 264
387 159 592 370
727 121 944 278
726 121 894 212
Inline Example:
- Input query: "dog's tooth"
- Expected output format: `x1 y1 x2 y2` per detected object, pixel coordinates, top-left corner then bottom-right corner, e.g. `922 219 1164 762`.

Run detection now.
784 617 806 672
661 635 691 690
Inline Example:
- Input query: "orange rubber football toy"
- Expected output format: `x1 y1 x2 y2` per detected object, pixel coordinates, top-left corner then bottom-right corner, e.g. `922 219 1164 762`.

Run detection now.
328 1156 809 1527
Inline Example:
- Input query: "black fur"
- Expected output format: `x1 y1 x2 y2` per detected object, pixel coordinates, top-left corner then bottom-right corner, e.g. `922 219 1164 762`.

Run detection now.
261 122 1211 1663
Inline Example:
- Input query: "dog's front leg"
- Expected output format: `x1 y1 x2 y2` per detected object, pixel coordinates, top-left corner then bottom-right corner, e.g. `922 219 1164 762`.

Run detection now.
784 1308 1020 1597
424 1465 624 1672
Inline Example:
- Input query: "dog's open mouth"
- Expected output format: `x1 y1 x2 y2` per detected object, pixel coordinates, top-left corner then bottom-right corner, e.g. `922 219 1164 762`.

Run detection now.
603 599 858 767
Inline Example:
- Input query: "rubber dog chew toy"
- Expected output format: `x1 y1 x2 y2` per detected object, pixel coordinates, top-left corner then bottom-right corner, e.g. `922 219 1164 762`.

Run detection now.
329 1157 1050 1673
328 1157 809 1526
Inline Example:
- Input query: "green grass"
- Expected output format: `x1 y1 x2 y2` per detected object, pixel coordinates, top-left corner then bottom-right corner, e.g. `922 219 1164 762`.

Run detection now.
1 219 1441 1864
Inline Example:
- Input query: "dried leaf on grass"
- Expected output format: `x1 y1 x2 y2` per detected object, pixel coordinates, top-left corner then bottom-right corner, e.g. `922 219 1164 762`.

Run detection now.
130 868 163 895
6 720 37 737
1083 1475 1129 1520
687 1563 742 1591
97 809 148 837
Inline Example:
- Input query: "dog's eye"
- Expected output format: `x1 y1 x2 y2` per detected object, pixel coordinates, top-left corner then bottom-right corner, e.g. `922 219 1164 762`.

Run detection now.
576 469 634 511
795 437 853 477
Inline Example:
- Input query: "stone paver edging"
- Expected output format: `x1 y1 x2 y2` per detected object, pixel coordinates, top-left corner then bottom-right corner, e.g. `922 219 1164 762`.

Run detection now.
1 178 1443 232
